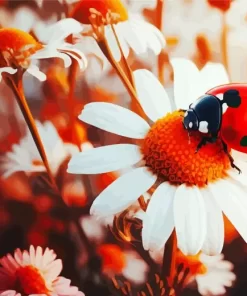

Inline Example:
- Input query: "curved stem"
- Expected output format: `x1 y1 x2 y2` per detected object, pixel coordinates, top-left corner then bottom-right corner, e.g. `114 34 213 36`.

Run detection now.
5 72 94 258
5 73 57 190
97 37 146 119
67 59 83 150
156 0 166 84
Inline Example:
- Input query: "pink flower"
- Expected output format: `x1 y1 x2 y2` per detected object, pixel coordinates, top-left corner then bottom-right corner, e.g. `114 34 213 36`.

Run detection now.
0 246 85 296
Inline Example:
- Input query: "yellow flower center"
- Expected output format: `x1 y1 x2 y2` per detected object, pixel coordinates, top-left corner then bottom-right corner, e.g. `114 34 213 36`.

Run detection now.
15 265 49 295
71 0 128 25
0 28 42 68
141 111 230 187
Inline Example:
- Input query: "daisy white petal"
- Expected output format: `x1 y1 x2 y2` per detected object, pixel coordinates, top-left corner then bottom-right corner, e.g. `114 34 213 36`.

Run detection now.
134 69 171 121
26 64 46 81
61 45 88 70
44 18 84 45
122 251 148 285
196 253 236 296
90 167 157 217
209 179 247 242
0 67 17 80
199 63 229 94
118 21 146 55
68 144 142 174
201 188 224 255
125 18 165 56
171 58 201 109
104 25 123 62
31 49 72 68
174 185 207 255
142 182 176 251
79 102 150 139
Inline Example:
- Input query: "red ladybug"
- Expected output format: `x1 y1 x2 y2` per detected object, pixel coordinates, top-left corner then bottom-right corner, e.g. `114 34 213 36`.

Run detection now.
182 84 247 174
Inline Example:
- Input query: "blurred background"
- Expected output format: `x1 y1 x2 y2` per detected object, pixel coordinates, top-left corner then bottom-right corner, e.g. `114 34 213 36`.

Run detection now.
0 0 247 295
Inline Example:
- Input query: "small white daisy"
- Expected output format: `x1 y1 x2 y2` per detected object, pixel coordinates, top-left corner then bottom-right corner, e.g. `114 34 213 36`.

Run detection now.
0 245 84 296
70 0 165 62
2 121 78 178
97 244 148 285
67 59 247 256
151 248 236 296
196 253 236 295
0 18 87 82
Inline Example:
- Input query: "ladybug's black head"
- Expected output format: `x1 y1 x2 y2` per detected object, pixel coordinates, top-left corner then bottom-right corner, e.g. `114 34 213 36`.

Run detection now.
183 109 199 131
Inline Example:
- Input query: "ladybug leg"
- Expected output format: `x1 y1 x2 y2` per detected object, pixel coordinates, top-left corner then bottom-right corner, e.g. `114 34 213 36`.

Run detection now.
195 135 218 153
221 141 242 174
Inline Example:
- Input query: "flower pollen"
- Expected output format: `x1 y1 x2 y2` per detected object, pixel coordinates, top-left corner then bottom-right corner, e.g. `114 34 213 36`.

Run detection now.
15 265 49 295
141 111 230 187
71 0 128 25
0 28 42 68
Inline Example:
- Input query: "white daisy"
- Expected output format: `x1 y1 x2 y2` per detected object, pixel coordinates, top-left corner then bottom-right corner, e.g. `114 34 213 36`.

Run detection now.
67 58 247 256
70 0 165 62
2 121 78 178
97 244 148 285
196 254 236 295
0 18 87 82
151 248 236 296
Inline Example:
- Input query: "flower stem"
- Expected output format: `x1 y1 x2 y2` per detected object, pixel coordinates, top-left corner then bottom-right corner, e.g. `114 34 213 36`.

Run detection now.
156 0 166 84
67 58 82 149
161 230 177 286
109 24 144 117
156 0 164 30
5 72 57 190
5 72 94 259
97 37 146 119
221 12 229 74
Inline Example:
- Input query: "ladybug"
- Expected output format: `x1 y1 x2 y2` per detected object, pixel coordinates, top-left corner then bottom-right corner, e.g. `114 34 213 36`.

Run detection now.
182 84 247 174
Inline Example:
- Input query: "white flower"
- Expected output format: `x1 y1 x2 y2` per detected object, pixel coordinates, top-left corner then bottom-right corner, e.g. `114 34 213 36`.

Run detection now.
2 121 78 178
0 18 87 82
150 247 236 296
122 251 149 285
71 0 165 62
80 215 107 243
104 13 166 62
196 254 236 295
98 244 148 285
67 59 247 256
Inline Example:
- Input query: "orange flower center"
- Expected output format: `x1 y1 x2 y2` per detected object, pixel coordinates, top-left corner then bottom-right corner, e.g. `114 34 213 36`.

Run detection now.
71 0 128 25
97 244 126 274
141 111 230 187
0 28 42 68
15 265 49 295
177 251 207 276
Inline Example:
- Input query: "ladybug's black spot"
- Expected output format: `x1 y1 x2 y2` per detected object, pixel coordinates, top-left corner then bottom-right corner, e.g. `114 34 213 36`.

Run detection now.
240 136 247 147
223 89 241 108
